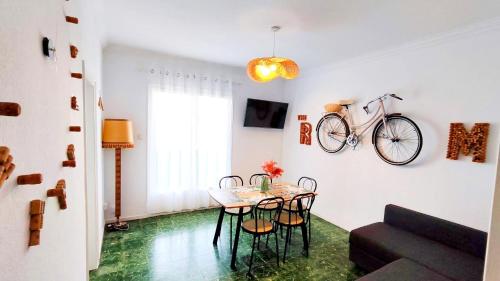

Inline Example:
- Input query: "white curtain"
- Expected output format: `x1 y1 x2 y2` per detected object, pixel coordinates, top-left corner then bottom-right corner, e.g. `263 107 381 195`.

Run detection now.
147 67 232 214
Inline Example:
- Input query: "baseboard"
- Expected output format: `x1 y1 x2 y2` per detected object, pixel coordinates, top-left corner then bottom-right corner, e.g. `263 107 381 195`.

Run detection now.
104 206 219 223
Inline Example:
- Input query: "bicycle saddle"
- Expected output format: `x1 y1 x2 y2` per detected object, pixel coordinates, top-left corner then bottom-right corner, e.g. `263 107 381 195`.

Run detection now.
338 99 354 106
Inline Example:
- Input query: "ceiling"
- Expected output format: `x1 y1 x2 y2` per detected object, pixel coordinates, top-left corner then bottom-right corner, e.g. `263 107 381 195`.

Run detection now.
99 0 500 69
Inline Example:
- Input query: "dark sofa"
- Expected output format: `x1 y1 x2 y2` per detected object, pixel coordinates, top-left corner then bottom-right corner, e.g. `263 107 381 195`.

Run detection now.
349 204 488 281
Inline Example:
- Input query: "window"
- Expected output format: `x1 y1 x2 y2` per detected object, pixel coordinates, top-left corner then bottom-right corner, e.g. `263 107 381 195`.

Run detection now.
147 79 232 213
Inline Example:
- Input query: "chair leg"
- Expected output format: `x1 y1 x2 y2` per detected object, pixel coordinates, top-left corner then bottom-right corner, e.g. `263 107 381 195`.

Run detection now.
247 235 257 277
308 219 312 245
274 231 280 267
229 215 233 248
266 211 271 248
280 225 283 238
283 226 291 263
299 222 309 257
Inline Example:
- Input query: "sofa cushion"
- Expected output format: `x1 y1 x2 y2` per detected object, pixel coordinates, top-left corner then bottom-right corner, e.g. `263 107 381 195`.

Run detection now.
357 258 452 281
384 204 487 258
350 222 484 281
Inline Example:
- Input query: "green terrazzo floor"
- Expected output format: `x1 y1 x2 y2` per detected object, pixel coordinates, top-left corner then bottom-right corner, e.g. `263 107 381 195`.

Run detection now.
90 208 364 281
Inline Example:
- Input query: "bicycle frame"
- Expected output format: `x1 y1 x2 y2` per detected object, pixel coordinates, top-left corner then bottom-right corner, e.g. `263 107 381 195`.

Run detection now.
342 99 389 138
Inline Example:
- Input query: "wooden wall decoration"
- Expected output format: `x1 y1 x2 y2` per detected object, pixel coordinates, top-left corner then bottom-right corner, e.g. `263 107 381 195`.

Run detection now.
66 144 75 160
69 45 78 59
47 180 67 210
62 160 76 167
300 123 312 145
297 115 312 145
0 147 15 188
71 96 79 110
63 144 76 167
98 97 104 111
446 123 490 163
29 200 45 246
70 73 83 79
69 126 81 132
0 102 21 116
17 174 43 185
65 16 79 24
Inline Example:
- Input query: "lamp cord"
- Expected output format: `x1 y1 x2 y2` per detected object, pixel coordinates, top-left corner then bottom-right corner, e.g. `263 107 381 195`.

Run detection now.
272 30 276 57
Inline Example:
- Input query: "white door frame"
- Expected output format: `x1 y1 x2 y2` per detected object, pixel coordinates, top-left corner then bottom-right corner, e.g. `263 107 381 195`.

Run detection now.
83 61 103 272
484 141 500 280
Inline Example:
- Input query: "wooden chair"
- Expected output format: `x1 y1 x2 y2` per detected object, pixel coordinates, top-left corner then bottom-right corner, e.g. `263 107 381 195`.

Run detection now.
276 192 316 262
250 173 279 247
298 176 317 192
219 176 252 246
282 177 317 243
241 197 284 277
283 177 317 212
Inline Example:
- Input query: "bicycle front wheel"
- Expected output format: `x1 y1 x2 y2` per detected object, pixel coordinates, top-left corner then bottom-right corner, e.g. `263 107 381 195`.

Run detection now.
372 115 423 165
316 113 350 153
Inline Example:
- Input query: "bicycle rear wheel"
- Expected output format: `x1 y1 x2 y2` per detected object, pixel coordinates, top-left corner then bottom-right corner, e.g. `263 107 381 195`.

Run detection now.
372 115 423 165
316 113 350 153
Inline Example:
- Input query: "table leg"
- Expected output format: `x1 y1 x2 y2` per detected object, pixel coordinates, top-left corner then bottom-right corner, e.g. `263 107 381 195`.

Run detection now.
230 207 244 270
298 201 309 255
213 207 225 245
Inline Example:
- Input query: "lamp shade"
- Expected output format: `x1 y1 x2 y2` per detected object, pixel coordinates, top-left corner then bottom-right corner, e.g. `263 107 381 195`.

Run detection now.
247 57 299 83
102 119 134 148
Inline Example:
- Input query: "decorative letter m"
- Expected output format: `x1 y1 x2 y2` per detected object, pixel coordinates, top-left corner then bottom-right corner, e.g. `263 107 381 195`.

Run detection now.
446 123 489 163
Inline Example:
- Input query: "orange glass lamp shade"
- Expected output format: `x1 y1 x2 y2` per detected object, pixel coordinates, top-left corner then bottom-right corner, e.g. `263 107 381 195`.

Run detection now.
247 57 299 83
102 119 134 148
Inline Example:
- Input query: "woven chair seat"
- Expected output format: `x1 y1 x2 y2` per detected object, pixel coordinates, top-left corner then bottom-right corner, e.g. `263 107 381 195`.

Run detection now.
277 212 304 226
242 219 274 233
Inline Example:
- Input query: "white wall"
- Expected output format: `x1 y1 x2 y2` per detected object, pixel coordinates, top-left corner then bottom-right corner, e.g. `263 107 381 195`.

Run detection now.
484 142 500 280
0 0 100 280
102 45 285 221
281 23 500 232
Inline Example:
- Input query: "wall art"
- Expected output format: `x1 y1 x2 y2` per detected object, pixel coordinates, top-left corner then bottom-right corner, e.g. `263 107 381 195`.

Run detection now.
71 96 79 110
0 147 15 188
29 200 45 246
0 102 21 116
69 45 78 59
65 16 79 24
71 72 83 79
297 115 312 145
47 180 67 210
446 123 489 163
98 97 104 111
17 174 43 185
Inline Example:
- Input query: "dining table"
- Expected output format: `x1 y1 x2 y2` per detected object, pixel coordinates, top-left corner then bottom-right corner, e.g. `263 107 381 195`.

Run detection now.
209 183 317 270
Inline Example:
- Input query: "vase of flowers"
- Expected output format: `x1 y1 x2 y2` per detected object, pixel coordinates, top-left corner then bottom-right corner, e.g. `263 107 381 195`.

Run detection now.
261 160 284 193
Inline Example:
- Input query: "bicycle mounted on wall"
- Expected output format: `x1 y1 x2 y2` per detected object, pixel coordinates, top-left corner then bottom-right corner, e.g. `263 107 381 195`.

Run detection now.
316 93 423 165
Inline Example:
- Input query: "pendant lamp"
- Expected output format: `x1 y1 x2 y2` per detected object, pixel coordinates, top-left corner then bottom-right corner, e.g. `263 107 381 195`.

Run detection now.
247 26 299 83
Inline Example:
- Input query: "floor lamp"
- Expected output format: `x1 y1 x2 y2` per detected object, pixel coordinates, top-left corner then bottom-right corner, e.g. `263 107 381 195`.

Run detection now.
102 119 134 231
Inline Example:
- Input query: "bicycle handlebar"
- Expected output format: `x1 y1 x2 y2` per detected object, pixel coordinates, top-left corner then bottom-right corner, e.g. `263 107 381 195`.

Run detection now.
390 93 403 100
363 93 403 114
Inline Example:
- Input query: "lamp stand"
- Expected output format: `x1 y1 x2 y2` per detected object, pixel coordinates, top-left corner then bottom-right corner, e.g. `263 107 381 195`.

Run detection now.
106 147 129 231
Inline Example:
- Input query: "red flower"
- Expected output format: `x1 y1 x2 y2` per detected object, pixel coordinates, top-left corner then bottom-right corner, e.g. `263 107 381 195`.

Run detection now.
262 160 284 179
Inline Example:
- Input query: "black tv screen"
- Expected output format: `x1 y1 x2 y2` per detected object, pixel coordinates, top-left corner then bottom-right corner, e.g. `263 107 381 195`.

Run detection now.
244 98 288 129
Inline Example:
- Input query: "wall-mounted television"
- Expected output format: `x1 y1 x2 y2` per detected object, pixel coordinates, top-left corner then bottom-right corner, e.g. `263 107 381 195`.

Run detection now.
243 98 289 129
